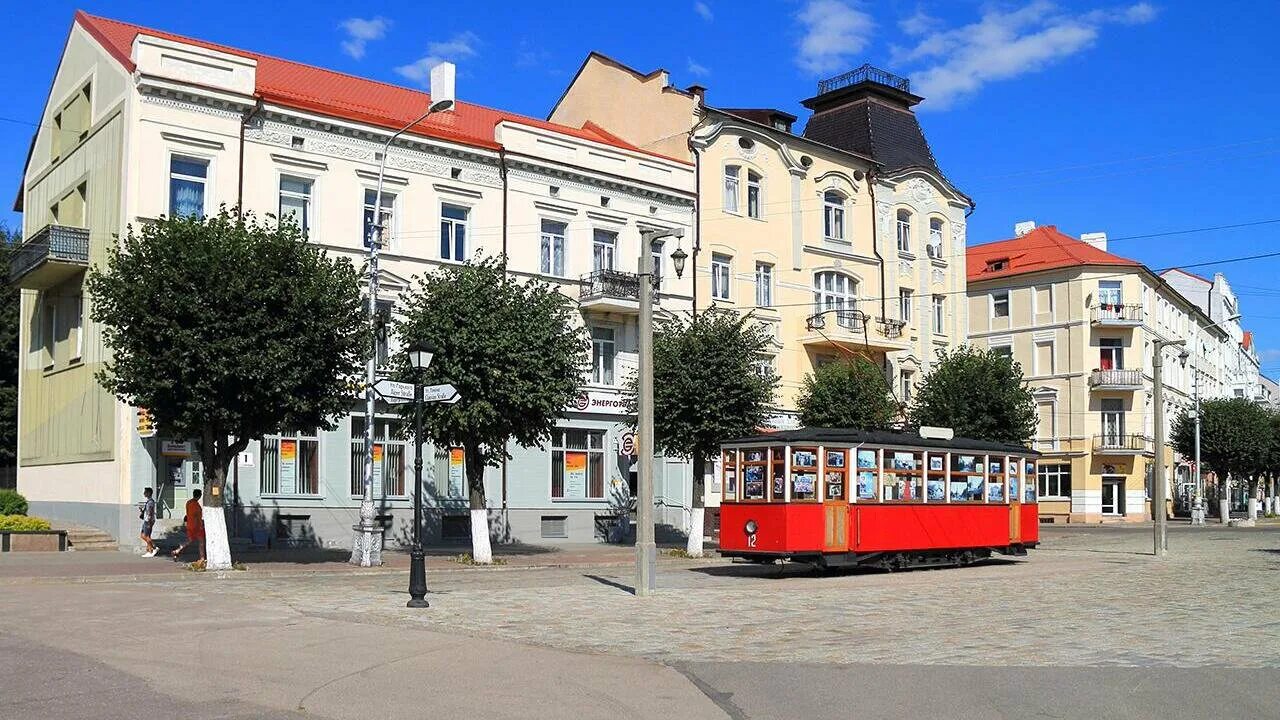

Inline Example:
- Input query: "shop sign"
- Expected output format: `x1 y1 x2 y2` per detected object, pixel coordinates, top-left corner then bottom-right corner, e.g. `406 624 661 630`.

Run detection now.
567 390 629 415
160 440 192 457
448 447 466 499
564 451 588 497
279 439 298 494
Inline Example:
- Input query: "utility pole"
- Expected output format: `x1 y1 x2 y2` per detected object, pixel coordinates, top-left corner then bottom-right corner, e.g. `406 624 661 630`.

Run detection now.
1190 313 1238 526
1153 338 1185 557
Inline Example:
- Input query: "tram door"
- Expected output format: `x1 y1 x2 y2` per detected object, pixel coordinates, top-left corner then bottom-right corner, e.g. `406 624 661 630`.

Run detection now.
1008 456 1022 543
822 448 850 552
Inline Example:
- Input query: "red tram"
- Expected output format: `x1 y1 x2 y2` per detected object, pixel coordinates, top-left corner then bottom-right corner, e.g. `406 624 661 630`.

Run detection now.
718 427 1039 569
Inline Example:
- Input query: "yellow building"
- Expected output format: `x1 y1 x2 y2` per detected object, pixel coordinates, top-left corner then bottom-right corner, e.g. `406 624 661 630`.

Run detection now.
967 224 1230 522
553 59 973 424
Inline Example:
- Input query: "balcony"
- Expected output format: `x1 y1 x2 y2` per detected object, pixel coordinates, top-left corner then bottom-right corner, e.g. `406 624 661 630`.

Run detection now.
876 317 906 339
1090 303 1143 327
1089 368 1143 391
1093 433 1151 455
578 270 655 314
805 308 867 334
8 224 90 289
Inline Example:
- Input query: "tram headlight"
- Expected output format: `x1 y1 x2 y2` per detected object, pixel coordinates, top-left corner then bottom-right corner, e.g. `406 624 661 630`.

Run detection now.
744 519 758 535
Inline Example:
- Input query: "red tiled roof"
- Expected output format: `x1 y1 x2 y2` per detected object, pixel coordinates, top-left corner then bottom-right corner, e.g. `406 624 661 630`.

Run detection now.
966 225 1141 282
74 11 688 164
1243 330 1253 350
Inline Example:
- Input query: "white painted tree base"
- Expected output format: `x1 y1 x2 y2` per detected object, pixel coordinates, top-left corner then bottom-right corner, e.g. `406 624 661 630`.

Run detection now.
1220 499 1231 524
203 506 232 571
685 507 705 557
470 508 493 564
1248 498 1259 521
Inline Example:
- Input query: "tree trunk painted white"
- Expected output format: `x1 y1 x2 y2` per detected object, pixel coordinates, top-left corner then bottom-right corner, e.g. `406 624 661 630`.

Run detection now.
470 508 492 564
1219 498 1231 524
686 507 705 557
1248 497 1259 521
203 505 232 570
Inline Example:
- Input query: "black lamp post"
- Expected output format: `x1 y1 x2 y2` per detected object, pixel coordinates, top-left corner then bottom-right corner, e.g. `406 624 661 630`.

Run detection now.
406 340 435 608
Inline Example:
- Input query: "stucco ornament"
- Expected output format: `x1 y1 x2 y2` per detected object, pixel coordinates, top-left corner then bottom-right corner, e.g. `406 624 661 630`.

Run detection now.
904 178 937 207
932 269 945 285
952 220 967 246
899 259 913 276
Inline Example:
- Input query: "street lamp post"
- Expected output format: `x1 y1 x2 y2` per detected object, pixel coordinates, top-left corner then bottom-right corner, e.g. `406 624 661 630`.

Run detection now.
350 66 455 567
406 341 435 608
1153 338 1187 557
635 227 686 597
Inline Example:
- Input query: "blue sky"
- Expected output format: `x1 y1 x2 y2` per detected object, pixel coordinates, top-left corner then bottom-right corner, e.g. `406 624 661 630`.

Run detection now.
4 1 1279 368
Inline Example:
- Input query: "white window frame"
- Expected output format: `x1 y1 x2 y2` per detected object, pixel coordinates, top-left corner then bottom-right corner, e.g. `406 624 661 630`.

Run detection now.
900 369 914 403
362 189 397 251
440 202 470 262
540 219 568 277
899 288 913 324
723 166 740 214
746 170 762 219
68 294 83 363
41 297 57 370
823 191 845 241
590 325 617 386
932 295 945 335
813 271 858 328
990 341 1013 360
1037 462 1070 499
167 153 210 219
711 254 732 301
896 209 912 254
991 289 1010 319
755 261 773 307
278 174 314 235
592 229 617 272
550 427 607 500
927 217 944 259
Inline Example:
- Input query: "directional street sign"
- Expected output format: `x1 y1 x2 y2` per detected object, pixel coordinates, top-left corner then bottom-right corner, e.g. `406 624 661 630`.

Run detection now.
372 379 415 405
421 383 460 404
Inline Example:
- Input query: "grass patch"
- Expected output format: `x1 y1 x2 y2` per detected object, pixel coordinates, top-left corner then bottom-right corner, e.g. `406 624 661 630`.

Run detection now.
184 560 247 572
452 553 508 566
661 548 704 559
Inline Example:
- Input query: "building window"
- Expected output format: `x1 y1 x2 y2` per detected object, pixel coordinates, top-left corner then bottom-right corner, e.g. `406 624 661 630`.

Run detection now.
1034 284 1054 317
1098 279 1123 308
590 326 616 385
928 217 944 259
813 272 858 328
746 170 762 219
711 254 731 301
723 166 740 213
991 343 1013 360
899 289 913 323
1035 340 1055 375
755 262 773 307
650 240 664 289
68 294 83 362
440 204 469 261
1037 463 1071 498
932 295 945 334
278 176 313 234
260 430 321 496
1037 401 1057 448
823 191 845 240
40 297 57 369
550 428 605 500
349 417 408 497
362 189 395 249
1099 338 1123 370
169 156 208 218
752 353 775 379
540 219 567 276
991 289 1010 318
592 229 616 272
901 370 914 403
1100 398 1125 443
896 209 912 253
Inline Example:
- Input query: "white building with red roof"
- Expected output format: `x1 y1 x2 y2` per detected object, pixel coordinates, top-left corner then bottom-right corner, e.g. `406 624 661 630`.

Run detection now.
9 12 697 546
1159 268 1263 404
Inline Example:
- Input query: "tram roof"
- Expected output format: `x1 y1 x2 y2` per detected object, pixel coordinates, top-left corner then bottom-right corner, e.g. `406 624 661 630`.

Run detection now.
723 427 1038 456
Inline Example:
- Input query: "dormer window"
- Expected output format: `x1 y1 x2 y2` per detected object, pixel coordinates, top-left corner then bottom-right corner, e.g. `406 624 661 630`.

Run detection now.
987 258 1009 272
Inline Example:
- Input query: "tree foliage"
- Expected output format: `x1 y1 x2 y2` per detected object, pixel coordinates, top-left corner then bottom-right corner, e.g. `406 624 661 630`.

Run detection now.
1172 397 1274 492
796 358 896 430
0 226 18 470
393 256 587 510
908 345 1037 445
87 209 367 504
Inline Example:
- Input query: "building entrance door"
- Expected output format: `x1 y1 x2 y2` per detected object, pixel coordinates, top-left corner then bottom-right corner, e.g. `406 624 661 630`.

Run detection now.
1101 477 1125 516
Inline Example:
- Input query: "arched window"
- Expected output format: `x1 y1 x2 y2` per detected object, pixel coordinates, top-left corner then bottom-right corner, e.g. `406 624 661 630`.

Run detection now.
723 166 740 213
747 170 762 219
928 217 944 259
813 271 858 328
896 209 912 253
823 191 845 240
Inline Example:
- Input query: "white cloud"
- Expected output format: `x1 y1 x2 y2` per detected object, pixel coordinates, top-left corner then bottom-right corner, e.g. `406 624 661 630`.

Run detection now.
894 2 1158 110
687 57 711 78
694 1 713 22
1261 349 1280 364
395 31 479 85
339 17 390 60
795 0 876 75
899 9 942 37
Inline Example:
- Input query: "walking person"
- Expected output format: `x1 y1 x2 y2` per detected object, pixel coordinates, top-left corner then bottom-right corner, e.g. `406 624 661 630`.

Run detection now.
171 489 206 563
138 487 158 557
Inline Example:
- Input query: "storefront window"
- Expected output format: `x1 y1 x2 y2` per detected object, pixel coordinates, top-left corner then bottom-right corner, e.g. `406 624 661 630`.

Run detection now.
926 452 946 501
882 450 923 501
742 448 767 500
856 448 878 500
950 453 985 501
350 417 408 497
261 429 320 496
1008 458 1020 502
551 428 606 500
790 447 818 501
824 449 847 500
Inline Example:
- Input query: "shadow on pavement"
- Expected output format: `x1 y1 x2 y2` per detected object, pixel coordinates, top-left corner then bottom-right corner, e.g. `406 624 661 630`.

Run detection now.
583 573 635 594
688 557 1018 580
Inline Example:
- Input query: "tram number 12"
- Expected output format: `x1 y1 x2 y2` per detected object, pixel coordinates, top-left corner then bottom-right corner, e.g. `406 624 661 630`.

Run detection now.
747 534 757 548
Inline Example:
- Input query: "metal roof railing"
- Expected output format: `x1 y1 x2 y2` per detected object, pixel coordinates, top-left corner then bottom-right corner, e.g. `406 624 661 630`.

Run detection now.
818 64 911 95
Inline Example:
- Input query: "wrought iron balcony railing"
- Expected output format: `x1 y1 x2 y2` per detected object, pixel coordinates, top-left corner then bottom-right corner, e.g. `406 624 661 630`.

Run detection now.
8 224 90 285
1093 433 1150 454
1089 368 1143 389
818 64 911 94
579 270 657 306
1090 303 1143 325
877 317 906 339
806 308 867 333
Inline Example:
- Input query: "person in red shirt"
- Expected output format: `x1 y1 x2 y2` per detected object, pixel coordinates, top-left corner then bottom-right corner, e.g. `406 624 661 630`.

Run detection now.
171 489 206 562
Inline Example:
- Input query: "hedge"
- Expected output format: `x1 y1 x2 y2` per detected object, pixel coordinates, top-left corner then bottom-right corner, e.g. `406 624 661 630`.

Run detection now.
0 489 28 516
0 515 52 532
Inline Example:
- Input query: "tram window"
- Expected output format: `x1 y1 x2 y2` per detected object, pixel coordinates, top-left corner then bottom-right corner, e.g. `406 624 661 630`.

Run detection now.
741 448 767 500
883 451 924 501
987 458 1006 502
722 450 738 501
926 453 946 501
790 447 819 501
1025 460 1038 501
771 448 786 500
856 448 879 500
950 453 985 501
1007 458 1019 502
825 449 847 500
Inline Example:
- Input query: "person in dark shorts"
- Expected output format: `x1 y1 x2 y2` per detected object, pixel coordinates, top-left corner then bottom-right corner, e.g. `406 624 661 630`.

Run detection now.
139 487 157 557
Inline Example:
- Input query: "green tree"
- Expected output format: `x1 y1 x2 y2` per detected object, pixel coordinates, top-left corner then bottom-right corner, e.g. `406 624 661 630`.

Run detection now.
87 209 367 568
0 226 18 483
632 310 778 556
1172 397 1273 519
796 358 896 430
908 346 1037 445
393 257 586 563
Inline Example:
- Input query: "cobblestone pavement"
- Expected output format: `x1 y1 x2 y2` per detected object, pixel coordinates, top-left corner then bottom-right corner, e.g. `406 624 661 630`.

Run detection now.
136 524 1280 669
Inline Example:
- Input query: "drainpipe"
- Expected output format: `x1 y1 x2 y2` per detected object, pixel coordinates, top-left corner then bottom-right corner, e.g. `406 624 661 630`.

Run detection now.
237 97 265 213
866 169 888 324
690 142 701 321
498 146 509 519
